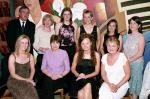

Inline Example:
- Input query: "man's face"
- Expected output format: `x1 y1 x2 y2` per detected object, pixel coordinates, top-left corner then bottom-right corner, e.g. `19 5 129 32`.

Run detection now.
19 8 29 21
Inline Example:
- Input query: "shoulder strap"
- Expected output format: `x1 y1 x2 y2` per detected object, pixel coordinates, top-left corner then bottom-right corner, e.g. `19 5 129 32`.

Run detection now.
80 25 86 34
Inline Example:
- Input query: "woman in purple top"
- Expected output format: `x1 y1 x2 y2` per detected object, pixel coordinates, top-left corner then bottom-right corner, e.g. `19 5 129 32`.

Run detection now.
39 35 70 99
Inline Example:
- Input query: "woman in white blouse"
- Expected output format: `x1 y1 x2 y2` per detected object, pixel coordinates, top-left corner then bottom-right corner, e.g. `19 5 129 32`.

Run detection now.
33 14 55 89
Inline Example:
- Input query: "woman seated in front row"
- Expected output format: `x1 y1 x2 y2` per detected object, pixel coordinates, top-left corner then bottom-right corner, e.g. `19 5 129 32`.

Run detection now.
39 35 70 99
99 37 130 99
7 35 38 99
71 34 100 99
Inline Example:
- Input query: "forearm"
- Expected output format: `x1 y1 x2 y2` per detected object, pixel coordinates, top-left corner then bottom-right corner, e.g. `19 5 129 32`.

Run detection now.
11 74 28 81
116 75 130 88
85 71 98 79
100 48 104 55
29 70 35 80
72 69 79 77
96 41 100 51
129 53 143 62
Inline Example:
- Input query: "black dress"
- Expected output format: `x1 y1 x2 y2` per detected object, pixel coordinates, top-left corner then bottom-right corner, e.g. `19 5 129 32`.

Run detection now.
69 59 97 99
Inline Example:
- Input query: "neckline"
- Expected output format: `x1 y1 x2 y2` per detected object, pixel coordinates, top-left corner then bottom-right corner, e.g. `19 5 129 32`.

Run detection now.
83 25 95 34
106 53 120 66
15 61 30 65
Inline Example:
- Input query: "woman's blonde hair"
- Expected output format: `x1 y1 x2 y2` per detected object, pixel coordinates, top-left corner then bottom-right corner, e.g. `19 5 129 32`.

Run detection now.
15 35 31 56
42 14 54 26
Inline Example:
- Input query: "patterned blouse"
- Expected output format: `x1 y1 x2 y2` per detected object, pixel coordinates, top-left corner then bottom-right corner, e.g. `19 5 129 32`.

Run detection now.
59 24 75 46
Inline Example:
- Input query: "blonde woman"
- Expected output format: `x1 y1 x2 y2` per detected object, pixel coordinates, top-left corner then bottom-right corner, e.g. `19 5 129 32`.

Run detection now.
7 35 38 99
33 14 55 88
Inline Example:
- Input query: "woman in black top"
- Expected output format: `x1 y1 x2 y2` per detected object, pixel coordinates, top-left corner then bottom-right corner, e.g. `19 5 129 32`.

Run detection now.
77 9 100 51
71 34 100 99
100 19 123 55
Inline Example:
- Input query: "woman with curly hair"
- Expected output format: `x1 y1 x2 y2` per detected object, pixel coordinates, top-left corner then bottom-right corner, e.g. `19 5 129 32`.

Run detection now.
71 34 100 99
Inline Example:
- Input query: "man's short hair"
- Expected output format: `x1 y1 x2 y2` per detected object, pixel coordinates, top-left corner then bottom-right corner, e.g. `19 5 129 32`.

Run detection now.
19 5 29 12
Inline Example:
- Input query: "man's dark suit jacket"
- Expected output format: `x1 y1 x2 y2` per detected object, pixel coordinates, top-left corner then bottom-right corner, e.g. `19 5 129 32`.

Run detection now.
6 18 35 54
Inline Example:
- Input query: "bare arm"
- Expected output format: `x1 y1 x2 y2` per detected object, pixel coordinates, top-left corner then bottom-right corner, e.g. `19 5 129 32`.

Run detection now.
76 27 81 49
100 33 105 55
116 60 130 88
29 54 35 80
96 28 101 51
101 63 109 84
73 23 78 47
8 54 28 81
129 35 145 62
55 23 62 35
118 35 123 52
85 52 100 78
71 53 79 77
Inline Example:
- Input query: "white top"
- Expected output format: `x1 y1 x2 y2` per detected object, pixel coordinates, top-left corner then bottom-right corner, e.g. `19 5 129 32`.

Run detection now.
140 62 150 98
101 53 129 87
33 25 55 54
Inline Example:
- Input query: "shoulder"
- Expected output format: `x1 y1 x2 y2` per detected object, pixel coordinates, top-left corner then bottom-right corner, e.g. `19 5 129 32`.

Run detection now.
8 19 18 24
74 52 79 58
27 20 35 26
9 53 16 61
36 25 44 31
119 52 126 57
60 49 67 54
72 22 77 28
102 53 107 58
44 49 51 55
119 52 127 61
139 33 145 39
56 23 63 28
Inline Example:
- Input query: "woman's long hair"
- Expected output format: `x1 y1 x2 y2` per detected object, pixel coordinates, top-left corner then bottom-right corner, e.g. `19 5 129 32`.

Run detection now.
77 34 96 66
60 7 73 24
128 16 143 34
106 19 119 36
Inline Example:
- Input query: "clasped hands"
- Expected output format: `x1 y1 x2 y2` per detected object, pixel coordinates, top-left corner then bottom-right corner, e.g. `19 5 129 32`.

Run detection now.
51 73 63 80
107 82 119 93
76 73 87 81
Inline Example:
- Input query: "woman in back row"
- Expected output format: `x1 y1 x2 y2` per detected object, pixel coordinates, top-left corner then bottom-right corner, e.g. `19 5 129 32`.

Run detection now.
100 19 123 55
76 9 100 51
123 16 145 99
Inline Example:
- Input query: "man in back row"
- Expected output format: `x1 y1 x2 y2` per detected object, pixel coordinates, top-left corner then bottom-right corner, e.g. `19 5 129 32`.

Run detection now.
6 5 35 54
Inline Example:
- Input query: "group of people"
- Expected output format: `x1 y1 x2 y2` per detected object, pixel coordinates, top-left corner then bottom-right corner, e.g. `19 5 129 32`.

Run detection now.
3 0 146 99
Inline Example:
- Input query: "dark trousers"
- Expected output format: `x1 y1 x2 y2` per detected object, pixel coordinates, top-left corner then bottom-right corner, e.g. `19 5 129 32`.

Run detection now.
60 45 76 94
60 45 75 64
39 74 66 99
34 54 44 89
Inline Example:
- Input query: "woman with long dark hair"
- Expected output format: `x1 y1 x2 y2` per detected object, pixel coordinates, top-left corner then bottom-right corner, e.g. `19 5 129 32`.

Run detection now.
71 34 100 99
55 7 77 64
100 19 122 55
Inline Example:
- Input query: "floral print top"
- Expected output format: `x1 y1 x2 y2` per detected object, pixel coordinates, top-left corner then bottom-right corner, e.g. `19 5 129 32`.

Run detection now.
59 24 75 46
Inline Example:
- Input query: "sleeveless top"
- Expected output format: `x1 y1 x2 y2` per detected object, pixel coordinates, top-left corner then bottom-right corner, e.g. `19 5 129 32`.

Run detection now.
103 34 119 53
76 59 95 74
59 24 75 46
80 25 97 50
9 54 31 79
123 33 144 63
